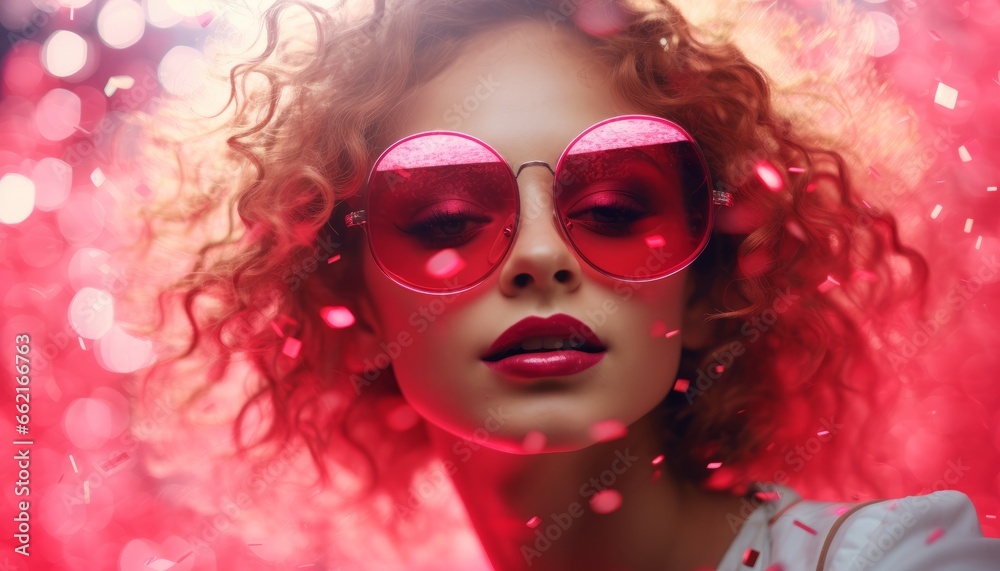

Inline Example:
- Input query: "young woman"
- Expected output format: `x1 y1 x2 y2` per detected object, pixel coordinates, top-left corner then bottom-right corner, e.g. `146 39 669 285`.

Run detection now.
119 0 1000 569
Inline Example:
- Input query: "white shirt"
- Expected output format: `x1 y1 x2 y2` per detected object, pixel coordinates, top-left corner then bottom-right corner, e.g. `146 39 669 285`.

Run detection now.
715 482 1000 570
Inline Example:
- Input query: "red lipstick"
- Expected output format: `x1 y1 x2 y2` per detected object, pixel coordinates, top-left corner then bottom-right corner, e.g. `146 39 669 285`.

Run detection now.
481 314 607 379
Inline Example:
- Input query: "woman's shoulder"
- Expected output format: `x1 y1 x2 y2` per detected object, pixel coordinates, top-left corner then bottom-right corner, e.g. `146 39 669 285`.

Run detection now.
721 482 1000 571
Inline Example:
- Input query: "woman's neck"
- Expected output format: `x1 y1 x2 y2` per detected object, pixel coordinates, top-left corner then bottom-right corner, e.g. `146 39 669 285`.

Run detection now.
426 412 750 571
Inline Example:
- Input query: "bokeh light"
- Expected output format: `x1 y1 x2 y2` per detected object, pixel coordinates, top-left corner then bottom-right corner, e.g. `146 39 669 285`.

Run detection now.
0 173 36 224
97 0 145 49
35 87 81 140
42 30 88 78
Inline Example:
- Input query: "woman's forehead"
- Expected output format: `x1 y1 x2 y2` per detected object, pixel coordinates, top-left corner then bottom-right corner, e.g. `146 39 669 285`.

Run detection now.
378 19 648 167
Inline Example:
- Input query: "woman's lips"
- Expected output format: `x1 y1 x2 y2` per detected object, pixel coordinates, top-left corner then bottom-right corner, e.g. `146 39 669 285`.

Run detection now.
482 349 606 379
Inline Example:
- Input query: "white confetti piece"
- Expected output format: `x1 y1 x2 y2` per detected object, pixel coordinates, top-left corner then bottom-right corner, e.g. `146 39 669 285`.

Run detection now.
933 82 958 109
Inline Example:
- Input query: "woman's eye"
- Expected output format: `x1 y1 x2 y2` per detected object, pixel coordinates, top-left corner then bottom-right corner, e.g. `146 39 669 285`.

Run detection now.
567 192 650 236
401 204 492 243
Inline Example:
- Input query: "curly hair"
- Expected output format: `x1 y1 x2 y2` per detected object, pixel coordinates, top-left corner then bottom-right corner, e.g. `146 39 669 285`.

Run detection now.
117 0 929 560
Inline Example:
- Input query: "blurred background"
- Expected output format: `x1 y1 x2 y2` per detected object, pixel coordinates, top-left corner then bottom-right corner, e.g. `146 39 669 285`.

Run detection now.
0 0 998 569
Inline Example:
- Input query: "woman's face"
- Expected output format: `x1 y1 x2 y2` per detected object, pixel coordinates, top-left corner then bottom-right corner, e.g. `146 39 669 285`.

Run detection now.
355 19 694 452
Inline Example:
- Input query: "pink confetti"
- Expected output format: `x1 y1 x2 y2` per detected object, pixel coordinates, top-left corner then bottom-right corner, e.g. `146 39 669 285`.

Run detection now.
787 166 805 173
198 12 215 27
765 565 786 571
521 430 546 453
929 29 942 41
664 329 680 339
282 337 302 359
707 461 722 469
934 82 958 109
425 248 466 278
714 365 725 374
817 275 840 293
742 548 760 566
321 306 355 328
270 321 285 338
925 527 945 544
755 491 782 502
526 516 541 528
651 454 664 466
644 234 665 248
673 378 690 392
327 254 341 264
794 520 817 535
589 489 622 514
589 419 627 443
754 161 783 191
868 166 882 179
817 429 829 437
835 505 850 515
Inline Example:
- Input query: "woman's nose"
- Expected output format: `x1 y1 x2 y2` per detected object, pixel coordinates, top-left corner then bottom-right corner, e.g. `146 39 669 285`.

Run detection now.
496 167 583 296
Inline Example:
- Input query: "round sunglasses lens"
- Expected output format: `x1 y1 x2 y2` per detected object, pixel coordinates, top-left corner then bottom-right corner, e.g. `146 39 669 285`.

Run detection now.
554 117 712 280
366 133 518 293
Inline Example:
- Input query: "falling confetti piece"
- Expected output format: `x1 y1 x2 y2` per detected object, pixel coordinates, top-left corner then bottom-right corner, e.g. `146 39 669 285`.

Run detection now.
83 480 91 504
988 186 997 192
589 419 627 442
787 166 805 173
794 520 817 535
964 219 973 233
928 29 942 41
664 329 680 339
707 461 723 469
754 161 783 191
198 12 215 27
526 516 541 528
522 430 546 453
714 365 724 374
975 236 982 250
103 75 135 96
755 491 782 502
765 565 786 571
321 306 355 328
269 321 285 338
868 166 882 179
589 489 622 514
282 337 302 359
958 145 972 162
785 220 807 241
644 234 665 248
91 167 106 186
673 378 690 392
934 82 958 109
931 204 943 219
69 454 79 473
742 548 760 566
327 254 341 264
651 454 664 466
425 248 466 278
817 275 841 293
817 429 829 437
835 505 850 515
925 527 945 544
